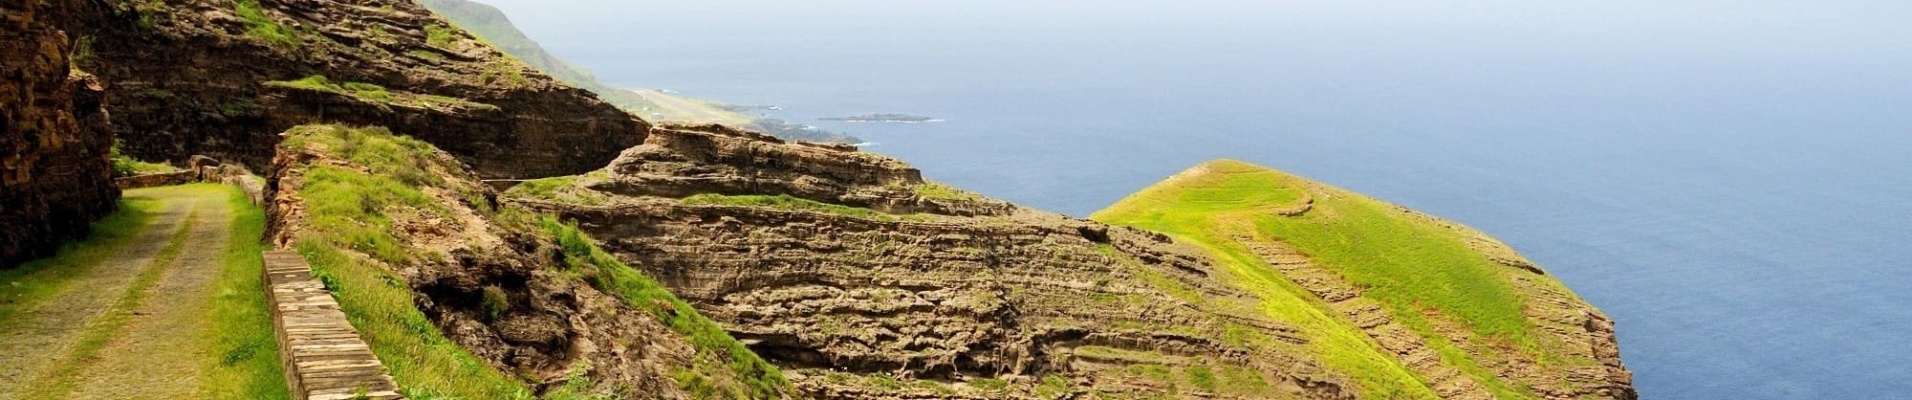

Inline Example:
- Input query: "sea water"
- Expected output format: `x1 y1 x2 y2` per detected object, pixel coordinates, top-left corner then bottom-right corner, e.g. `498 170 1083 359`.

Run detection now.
489 1 1912 398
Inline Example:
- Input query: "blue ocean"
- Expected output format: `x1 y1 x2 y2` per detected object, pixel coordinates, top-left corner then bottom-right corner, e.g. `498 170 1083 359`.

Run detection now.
488 1 1912 398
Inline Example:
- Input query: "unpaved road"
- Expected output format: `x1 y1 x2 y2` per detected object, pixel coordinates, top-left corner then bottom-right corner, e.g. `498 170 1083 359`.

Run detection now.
0 186 235 399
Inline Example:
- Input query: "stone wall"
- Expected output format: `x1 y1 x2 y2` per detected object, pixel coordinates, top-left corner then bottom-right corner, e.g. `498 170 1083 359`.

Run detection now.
1 0 120 268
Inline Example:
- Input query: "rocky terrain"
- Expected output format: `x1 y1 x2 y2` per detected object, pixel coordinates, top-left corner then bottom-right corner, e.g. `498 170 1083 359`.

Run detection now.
507 123 1637 399
0 0 119 267
74 0 645 178
2 0 1634 398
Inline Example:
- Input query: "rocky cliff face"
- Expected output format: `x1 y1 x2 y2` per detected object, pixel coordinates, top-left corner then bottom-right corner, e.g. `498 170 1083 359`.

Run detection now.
75 0 645 178
510 124 1637 399
0 0 119 268
263 125 787 399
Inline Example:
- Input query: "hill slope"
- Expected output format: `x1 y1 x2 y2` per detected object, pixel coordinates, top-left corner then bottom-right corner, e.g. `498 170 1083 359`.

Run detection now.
1094 160 1635 400
417 0 862 144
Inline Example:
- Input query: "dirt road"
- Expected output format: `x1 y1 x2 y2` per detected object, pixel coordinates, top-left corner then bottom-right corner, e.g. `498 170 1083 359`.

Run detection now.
0 185 237 399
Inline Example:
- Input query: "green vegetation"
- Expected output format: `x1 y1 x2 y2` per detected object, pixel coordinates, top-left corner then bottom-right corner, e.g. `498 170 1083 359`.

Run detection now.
266 75 498 111
416 0 650 109
110 141 179 177
280 125 528 399
1095 159 1560 399
909 181 985 202
0 198 153 323
537 218 789 398
505 175 609 206
283 124 786 399
478 62 530 88
1093 160 1446 399
19 206 197 398
203 185 291 400
218 98 260 117
424 24 459 48
683 194 899 221
233 0 300 47
109 0 165 29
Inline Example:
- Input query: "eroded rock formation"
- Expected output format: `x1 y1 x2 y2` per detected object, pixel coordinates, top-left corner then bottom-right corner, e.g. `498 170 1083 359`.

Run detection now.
75 0 644 178
1 0 118 267
517 125 1370 399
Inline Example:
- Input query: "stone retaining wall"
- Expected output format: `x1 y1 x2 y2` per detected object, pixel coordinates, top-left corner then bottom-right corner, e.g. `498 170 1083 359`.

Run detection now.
263 250 403 400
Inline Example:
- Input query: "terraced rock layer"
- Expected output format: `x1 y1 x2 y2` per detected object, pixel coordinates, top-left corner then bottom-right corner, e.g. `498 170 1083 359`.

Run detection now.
518 125 1368 399
75 0 645 178
514 125 1638 399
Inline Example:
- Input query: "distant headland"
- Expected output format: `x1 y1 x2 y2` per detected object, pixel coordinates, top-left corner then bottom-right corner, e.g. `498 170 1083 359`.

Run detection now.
821 113 942 123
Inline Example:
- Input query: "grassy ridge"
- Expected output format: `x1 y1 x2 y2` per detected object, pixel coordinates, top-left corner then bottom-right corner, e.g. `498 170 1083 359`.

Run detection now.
282 125 788 399
285 126 531 399
266 75 498 110
1095 159 1550 398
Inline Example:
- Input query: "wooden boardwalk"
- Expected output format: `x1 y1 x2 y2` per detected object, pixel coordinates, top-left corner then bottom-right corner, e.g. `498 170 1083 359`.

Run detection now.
263 251 404 400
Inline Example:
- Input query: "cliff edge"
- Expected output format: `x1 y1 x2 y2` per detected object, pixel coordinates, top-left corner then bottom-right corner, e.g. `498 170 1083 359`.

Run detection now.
1 0 118 268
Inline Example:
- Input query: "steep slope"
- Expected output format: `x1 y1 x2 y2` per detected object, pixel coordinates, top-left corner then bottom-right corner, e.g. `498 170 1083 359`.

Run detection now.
1094 160 1636 400
1 0 119 267
75 0 646 178
264 124 787 399
415 0 638 108
506 123 1637 399
418 0 864 144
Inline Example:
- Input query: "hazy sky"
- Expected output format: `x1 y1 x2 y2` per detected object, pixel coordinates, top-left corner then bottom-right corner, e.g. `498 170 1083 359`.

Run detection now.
476 0 1912 56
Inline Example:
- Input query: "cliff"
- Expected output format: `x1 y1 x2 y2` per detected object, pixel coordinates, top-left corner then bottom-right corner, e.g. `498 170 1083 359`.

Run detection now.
0 0 119 267
510 126 1637 399
74 0 646 178
264 125 787 399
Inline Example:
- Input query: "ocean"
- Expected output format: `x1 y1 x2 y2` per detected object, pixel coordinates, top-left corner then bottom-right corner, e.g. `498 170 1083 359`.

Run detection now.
485 1 1912 398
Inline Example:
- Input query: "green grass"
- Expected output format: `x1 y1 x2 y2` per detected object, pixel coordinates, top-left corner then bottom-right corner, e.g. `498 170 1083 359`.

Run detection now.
1094 160 1465 399
425 24 458 48
233 0 300 47
20 206 198 398
478 62 530 88
1094 159 1577 399
536 218 789 399
201 185 290 400
908 182 985 202
0 198 153 322
281 125 530 399
506 175 609 206
282 124 787 399
683 194 894 221
266 75 497 111
110 141 179 177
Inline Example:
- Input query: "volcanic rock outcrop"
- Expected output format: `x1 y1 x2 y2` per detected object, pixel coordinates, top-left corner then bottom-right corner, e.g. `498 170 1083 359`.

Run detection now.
1 0 118 268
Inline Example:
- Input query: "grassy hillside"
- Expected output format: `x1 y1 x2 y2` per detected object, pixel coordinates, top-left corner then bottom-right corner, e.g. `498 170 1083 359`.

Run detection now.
1095 159 1602 399
276 125 787 399
417 0 654 113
